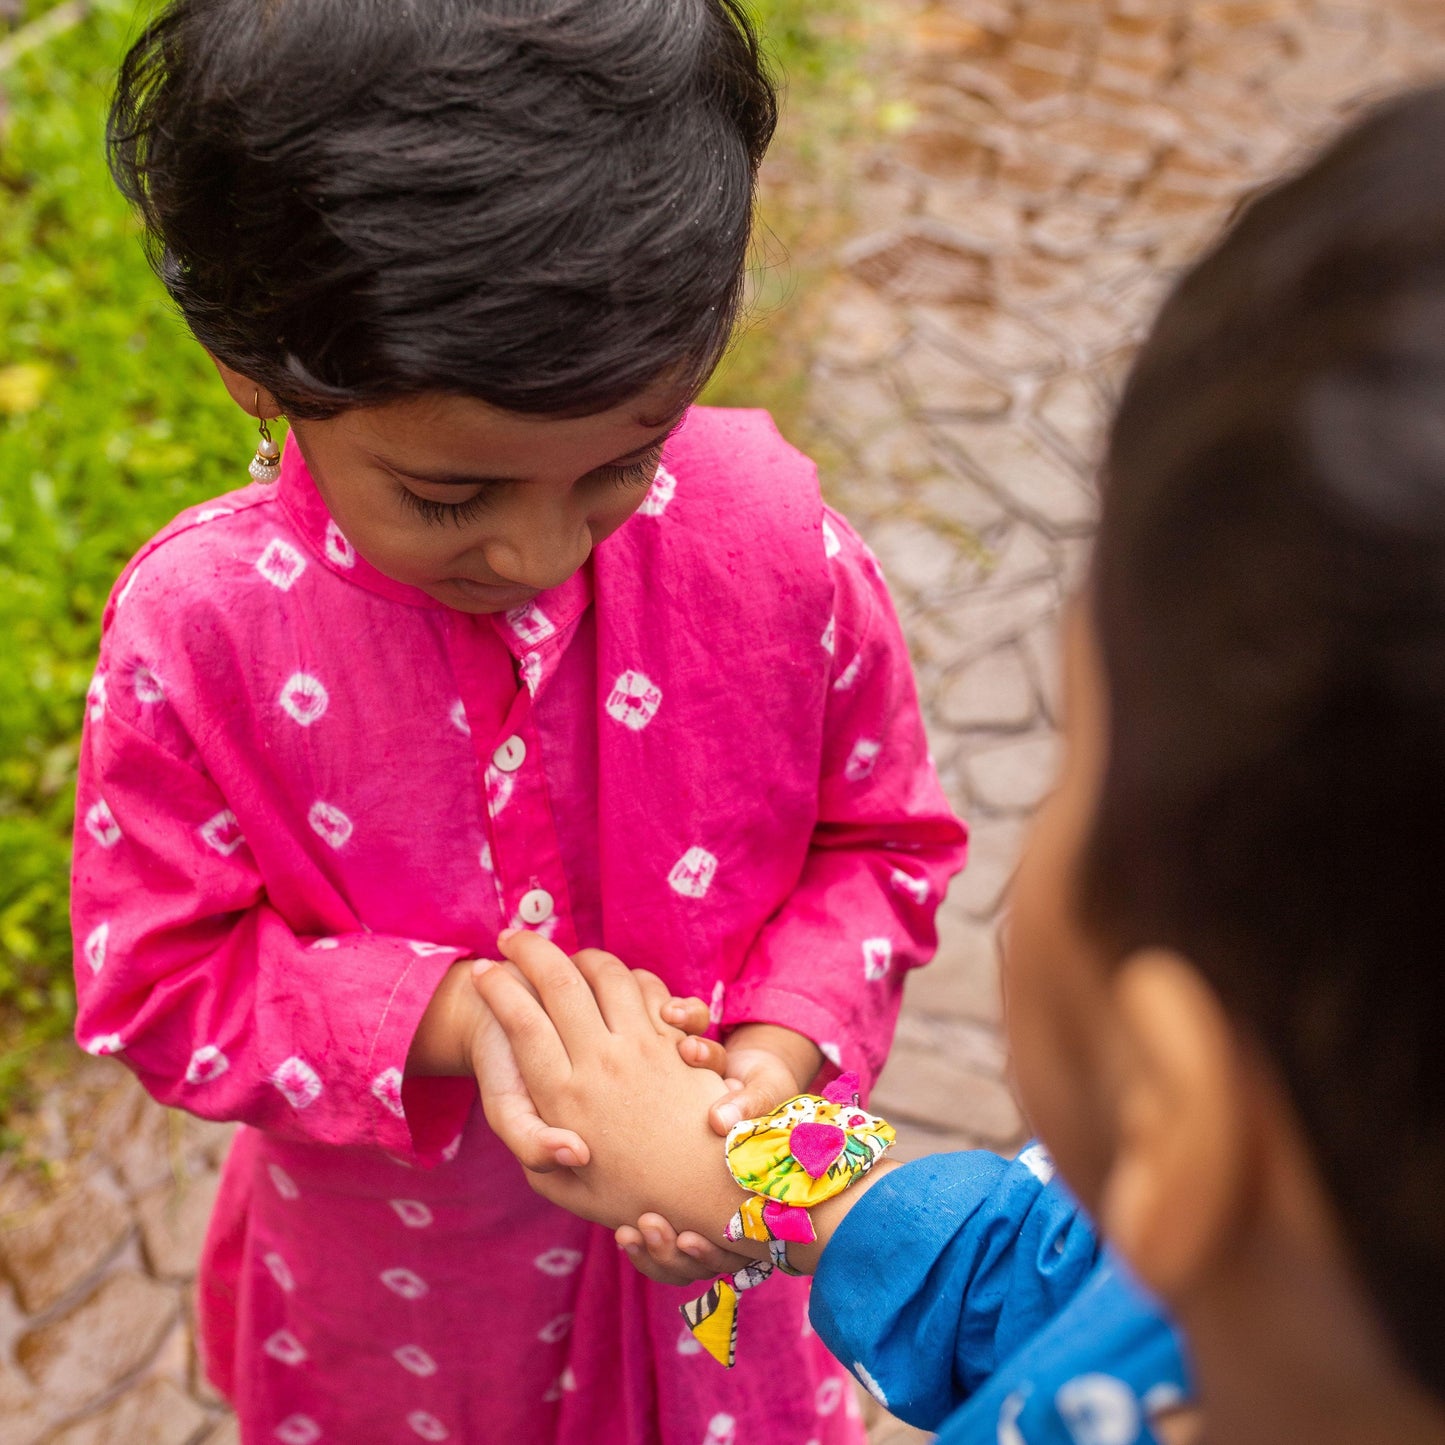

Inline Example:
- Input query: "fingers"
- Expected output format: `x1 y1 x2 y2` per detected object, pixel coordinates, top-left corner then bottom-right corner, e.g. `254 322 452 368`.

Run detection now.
614 1216 755 1287
660 992 712 1038
570 948 652 1036
677 1034 727 1076
481 1088 589 1173
612 1213 757 1283
709 1056 796 1135
496 930 606 1056
472 954 574 1081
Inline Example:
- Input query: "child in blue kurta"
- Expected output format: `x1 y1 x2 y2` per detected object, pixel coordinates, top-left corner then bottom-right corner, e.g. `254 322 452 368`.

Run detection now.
466 83 1445 1445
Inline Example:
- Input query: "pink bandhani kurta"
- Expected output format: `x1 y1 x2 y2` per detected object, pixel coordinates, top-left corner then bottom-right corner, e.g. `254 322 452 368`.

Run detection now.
71 407 968 1445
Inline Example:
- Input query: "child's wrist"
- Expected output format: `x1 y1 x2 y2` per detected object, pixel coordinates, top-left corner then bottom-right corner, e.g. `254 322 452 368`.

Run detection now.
724 1022 824 1089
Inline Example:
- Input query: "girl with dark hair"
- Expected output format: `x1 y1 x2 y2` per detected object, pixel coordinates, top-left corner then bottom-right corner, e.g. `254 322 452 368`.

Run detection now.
468 83 1445 1445
68 2 967 1441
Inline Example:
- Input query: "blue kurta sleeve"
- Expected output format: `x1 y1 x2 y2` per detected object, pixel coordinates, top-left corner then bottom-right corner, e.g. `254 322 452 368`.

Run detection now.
809 1146 1191 1444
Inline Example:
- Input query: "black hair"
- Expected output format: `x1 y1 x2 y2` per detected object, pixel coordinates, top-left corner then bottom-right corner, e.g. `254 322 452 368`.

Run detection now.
1086 84 1445 1397
107 0 777 419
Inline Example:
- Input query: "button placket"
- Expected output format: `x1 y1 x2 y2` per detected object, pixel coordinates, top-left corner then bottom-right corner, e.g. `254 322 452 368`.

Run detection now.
483 687 578 953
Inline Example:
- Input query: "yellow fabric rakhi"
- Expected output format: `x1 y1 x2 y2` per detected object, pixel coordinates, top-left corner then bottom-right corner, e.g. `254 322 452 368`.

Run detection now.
681 1073 894 1367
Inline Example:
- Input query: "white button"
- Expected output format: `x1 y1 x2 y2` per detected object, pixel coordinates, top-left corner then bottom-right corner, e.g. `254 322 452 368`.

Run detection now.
493 735 527 773
519 889 554 925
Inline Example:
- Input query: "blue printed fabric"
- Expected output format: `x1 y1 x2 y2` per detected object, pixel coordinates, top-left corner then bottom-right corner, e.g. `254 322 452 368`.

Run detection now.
809 1146 1191 1445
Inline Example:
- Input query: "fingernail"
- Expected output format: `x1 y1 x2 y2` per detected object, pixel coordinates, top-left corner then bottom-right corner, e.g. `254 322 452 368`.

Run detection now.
643 1229 663 1249
497 928 519 944
678 1240 703 1259
555 1148 579 1168
715 1104 741 1129
470 958 495 977
622 1243 640 1256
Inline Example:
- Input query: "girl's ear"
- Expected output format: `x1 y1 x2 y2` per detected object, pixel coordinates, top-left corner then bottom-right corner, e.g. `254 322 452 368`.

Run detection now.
208 352 281 419
1096 949 1251 1300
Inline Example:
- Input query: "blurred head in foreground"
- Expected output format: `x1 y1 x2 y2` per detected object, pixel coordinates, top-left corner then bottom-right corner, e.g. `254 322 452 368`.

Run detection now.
1009 85 1445 1441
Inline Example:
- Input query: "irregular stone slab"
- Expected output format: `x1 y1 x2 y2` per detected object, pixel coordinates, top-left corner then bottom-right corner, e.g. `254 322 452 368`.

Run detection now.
17 1272 177 1415
906 890 1002 1025
48 1379 209 1445
897 336 1013 418
938 421 1097 535
952 816 1028 919
0 1169 130 1316
138 1170 221 1281
844 227 992 305
965 731 1063 814
873 1038 1023 1145
937 645 1038 732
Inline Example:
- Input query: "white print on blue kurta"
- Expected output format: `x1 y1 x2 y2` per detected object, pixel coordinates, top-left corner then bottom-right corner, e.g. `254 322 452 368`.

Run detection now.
1055 1374 1142 1445
605 670 663 730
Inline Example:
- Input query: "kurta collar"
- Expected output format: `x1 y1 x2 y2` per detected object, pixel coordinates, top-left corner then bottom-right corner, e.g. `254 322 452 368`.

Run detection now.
276 432 592 642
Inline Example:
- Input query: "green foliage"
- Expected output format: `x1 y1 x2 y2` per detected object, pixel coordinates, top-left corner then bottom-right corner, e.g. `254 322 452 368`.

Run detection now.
0 0 250 1102
0 0 858 1119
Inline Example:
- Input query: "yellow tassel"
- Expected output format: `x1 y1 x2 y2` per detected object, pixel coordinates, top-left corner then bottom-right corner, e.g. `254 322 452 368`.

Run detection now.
681 1279 741 1368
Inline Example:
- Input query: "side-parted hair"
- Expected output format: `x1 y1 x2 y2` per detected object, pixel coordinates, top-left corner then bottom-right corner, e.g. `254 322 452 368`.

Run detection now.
1089 84 1445 1396
108 0 777 418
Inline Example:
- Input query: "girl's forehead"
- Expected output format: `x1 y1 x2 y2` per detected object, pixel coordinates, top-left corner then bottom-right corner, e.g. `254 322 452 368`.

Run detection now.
334 385 690 479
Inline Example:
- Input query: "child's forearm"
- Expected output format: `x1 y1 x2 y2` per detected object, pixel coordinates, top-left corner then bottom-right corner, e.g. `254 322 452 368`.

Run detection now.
407 958 486 1076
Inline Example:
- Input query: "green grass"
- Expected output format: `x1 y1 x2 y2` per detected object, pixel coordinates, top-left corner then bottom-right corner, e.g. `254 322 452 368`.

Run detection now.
0 0 863 1123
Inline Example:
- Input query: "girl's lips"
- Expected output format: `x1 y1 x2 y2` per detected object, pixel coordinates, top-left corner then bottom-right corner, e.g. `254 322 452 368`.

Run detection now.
443 577 539 607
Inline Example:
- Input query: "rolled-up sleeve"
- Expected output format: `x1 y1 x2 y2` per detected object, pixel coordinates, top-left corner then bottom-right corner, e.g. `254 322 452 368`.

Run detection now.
72 687 473 1166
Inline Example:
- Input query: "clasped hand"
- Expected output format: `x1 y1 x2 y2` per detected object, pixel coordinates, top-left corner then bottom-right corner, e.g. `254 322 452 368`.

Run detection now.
471 930 822 1285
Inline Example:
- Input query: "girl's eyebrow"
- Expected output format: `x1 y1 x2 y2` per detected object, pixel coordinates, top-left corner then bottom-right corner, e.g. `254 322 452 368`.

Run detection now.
379 418 682 488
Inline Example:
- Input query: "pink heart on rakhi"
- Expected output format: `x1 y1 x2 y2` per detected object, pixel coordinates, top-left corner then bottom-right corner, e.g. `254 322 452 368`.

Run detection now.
789 1121 847 1178
821 1071 862 1105
762 1200 816 1243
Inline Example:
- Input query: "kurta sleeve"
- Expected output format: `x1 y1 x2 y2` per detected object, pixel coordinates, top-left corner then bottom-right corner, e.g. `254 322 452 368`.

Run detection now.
722 507 969 1090
810 1148 1190 1440
71 622 474 1165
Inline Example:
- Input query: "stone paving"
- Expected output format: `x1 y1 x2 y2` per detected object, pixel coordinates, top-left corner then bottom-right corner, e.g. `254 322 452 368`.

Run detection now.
4 1 1445 1442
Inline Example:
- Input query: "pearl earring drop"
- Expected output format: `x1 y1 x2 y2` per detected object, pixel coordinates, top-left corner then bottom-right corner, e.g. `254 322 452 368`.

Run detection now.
249 393 282 482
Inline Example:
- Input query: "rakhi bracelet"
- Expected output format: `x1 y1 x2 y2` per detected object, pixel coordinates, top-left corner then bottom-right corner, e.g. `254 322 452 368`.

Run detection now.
681 1072 894 1367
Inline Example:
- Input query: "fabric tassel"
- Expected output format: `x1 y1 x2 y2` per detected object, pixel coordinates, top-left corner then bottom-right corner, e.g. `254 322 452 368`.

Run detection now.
681 1261 772 1368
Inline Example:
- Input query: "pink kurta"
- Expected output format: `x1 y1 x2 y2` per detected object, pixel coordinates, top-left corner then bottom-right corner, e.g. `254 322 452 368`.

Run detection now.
70 407 967 1445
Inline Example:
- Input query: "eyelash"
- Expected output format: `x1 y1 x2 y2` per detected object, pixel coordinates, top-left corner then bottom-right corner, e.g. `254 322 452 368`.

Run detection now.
397 452 662 527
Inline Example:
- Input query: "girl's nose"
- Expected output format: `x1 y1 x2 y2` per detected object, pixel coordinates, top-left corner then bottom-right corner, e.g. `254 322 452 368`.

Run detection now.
481 509 593 593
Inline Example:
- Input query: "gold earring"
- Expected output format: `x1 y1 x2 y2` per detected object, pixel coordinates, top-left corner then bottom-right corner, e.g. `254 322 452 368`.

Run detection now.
249 393 282 482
